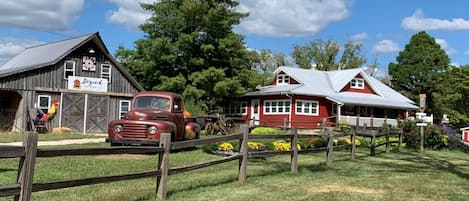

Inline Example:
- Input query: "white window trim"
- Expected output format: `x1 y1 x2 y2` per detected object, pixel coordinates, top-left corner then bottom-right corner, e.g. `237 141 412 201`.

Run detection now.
119 100 131 119
263 99 291 115
63 60 76 79
37 95 51 111
295 99 319 116
276 74 290 85
350 78 365 89
101 64 112 83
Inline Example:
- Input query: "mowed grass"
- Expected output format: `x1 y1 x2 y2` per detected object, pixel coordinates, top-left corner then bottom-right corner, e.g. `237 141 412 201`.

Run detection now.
1 144 468 201
0 132 104 143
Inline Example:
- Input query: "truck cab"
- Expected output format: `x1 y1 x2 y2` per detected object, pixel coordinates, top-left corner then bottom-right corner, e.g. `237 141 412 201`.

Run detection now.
107 91 201 146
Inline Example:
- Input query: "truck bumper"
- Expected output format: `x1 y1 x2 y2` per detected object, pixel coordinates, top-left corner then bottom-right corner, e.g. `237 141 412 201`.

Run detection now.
106 137 159 146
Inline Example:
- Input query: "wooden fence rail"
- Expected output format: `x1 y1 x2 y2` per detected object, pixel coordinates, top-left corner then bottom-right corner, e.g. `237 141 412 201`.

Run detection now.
1 124 379 201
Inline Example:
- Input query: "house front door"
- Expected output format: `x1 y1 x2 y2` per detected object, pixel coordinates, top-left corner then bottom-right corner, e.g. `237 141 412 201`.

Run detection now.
251 99 260 126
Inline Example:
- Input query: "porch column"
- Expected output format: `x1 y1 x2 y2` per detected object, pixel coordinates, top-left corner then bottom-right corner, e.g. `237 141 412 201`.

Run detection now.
336 104 342 124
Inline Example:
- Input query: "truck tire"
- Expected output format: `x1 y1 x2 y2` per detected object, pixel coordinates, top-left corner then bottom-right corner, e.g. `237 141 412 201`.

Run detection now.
110 142 122 147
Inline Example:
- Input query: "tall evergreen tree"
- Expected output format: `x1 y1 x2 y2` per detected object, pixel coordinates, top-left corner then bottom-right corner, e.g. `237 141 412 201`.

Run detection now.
115 0 262 112
388 31 450 114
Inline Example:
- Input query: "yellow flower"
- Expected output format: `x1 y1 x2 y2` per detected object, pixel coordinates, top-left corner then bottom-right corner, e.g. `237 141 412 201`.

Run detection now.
218 142 234 151
248 141 265 150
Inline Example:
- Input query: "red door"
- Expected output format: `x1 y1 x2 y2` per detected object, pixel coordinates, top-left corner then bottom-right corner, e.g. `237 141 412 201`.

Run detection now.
464 131 469 142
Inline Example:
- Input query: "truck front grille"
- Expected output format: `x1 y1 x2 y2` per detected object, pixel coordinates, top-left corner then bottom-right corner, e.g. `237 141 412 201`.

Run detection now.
122 124 147 138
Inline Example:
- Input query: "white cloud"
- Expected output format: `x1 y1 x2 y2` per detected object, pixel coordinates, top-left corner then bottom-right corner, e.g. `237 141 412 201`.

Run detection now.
0 37 44 66
372 40 400 54
237 0 351 37
0 0 83 31
349 32 368 42
464 50 469 56
402 9 469 31
106 0 154 31
435 38 456 55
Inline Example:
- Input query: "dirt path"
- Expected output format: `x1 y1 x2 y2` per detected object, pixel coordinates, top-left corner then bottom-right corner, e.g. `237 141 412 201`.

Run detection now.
0 138 106 146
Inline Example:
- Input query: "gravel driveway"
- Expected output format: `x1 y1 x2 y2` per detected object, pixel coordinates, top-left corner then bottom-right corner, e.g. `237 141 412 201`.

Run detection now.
0 138 106 146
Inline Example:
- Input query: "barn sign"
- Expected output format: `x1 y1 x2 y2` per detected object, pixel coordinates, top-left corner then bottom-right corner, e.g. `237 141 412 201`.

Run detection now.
68 76 108 92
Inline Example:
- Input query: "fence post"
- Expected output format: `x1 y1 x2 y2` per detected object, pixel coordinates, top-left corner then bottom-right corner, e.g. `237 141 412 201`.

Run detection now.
290 128 298 174
385 128 390 154
156 133 171 200
326 128 334 167
350 126 356 160
398 128 403 152
321 118 326 135
370 130 377 156
16 131 38 201
239 124 248 183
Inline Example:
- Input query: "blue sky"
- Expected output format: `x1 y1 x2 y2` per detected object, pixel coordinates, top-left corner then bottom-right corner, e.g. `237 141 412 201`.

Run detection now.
1 0 469 76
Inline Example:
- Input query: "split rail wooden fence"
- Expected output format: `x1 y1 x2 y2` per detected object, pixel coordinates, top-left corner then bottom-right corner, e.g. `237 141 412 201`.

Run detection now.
0 124 402 200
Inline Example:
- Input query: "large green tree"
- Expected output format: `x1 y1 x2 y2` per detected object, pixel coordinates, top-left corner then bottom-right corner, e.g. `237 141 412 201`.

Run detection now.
116 0 263 113
291 39 366 70
433 65 469 127
388 31 450 115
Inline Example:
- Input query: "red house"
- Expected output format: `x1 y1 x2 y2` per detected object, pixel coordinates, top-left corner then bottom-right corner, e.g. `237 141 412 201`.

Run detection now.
225 66 418 128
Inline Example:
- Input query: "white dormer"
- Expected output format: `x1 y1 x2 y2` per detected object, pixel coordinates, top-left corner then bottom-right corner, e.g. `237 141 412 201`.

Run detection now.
277 74 290 85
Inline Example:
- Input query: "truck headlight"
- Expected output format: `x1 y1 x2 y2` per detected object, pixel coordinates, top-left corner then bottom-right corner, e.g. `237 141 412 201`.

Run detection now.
148 126 158 134
113 124 123 133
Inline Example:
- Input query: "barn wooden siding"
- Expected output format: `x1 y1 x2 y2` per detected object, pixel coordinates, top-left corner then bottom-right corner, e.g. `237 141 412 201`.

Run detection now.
0 40 141 133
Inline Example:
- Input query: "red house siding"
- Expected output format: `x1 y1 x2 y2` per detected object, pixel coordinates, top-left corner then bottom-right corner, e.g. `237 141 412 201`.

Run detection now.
290 95 331 128
340 74 376 94
244 95 332 128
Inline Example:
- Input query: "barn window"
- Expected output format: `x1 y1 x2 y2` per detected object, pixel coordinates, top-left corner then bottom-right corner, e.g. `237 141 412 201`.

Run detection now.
64 60 75 79
263 100 290 114
276 74 290 85
296 100 319 116
101 64 112 83
350 78 364 89
37 95 51 114
119 100 131 119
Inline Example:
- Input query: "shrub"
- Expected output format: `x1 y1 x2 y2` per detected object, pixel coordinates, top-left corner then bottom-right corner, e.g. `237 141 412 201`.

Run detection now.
251 127 282 135
271 140 301 151
337 120 351 132
425 126 449 150
301 137 327 148
337 137 361 146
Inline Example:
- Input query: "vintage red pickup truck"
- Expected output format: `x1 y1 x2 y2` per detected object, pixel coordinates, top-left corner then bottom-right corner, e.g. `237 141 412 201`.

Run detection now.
106 91 201 146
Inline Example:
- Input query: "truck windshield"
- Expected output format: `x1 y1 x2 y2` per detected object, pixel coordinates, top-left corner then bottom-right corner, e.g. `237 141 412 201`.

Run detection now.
134 96 170 110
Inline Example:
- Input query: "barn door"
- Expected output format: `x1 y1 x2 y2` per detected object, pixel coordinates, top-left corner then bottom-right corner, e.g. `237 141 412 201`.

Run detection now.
62 93 85 132
86 95 108 133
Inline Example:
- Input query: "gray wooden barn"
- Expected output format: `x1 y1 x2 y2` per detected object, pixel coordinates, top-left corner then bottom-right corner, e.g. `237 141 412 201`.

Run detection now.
0 32 143 133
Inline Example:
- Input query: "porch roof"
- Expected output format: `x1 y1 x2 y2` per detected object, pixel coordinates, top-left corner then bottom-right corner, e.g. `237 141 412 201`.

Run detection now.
332 92 419 109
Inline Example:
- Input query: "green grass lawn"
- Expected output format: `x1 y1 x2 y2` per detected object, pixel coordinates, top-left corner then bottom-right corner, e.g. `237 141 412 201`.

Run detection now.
1 144 468 201
0 132 104 143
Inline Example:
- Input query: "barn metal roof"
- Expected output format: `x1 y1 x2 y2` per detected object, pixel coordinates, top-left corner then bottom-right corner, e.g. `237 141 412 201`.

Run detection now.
247 66 418 110
0 32 143 91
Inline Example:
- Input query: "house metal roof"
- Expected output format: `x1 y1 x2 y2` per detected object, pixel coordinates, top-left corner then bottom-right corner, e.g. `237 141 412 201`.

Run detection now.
0 32 143 91
247 66 418 110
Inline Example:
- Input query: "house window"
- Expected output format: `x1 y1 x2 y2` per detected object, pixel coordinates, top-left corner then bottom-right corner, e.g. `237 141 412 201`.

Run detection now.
264 100 290 114
101 64 112 83
350 78 364 89
64 60 75 79
37 95 51 114
276 74 290 85
332 103 337 116
296 99 319 116
224 102 247 115
119 100 131 119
